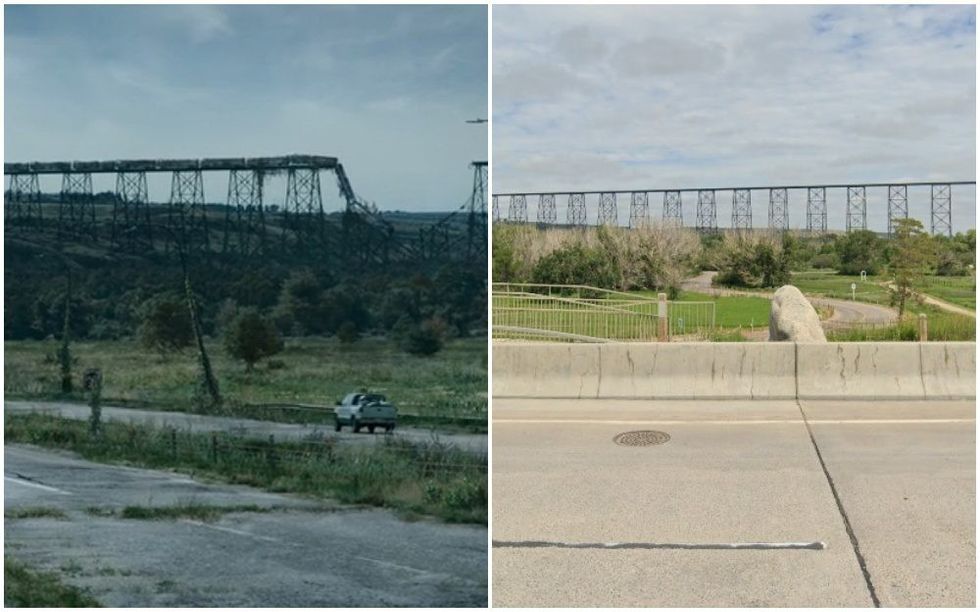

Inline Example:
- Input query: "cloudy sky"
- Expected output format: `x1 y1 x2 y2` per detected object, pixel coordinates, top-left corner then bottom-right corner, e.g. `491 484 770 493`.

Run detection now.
5 5 487 212
493 4 976 231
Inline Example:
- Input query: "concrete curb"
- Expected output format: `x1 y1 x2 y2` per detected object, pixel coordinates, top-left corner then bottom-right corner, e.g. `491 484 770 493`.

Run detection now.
492 341 976 400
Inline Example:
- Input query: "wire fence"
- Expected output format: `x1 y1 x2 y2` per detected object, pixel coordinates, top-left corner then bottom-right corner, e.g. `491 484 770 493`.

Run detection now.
492 283 715 342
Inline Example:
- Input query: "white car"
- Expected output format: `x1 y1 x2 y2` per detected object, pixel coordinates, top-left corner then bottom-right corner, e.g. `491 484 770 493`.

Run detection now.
334 392 398 433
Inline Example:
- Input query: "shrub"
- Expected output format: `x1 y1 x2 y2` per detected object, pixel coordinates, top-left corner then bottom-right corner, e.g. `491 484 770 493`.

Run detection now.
337 320 360 344
835 230 883 275
810 253 838 269
714 233 790 288
531 243 618 290
224 308 283 371
400 317 447 356
138 293 194 356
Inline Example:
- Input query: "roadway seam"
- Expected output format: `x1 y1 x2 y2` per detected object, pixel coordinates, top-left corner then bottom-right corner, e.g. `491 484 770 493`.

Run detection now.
796 399 881 608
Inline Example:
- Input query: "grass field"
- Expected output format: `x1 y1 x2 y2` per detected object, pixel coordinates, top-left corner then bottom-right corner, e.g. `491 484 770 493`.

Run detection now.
674 291 772 329
915 275 976 310
4 336 486 423
6 413 486 524
783 271 893 304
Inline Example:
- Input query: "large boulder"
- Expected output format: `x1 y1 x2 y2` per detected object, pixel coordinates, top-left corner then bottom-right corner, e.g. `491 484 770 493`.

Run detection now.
769 285 826 342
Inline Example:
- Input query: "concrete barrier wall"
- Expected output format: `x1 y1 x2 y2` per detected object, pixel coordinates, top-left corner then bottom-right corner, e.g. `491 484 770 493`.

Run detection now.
796 343 925 400
493 342 976 400
919 342 977 399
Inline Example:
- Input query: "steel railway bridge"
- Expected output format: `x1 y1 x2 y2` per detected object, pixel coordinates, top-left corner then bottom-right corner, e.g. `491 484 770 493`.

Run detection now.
3 155 488 264
492 181 976 236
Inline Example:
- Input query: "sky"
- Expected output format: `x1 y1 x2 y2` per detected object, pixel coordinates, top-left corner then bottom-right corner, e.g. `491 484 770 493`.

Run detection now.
493 4 976 232
5 5 488 213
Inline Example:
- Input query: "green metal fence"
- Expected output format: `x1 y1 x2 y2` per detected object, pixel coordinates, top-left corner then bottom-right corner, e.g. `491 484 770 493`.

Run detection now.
492 283 715 342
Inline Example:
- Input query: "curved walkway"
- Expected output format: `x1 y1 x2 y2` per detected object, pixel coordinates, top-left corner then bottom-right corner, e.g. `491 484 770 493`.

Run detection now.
682 271 898 329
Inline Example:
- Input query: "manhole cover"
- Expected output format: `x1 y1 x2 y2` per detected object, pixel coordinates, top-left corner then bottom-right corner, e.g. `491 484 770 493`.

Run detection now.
613 430 670 447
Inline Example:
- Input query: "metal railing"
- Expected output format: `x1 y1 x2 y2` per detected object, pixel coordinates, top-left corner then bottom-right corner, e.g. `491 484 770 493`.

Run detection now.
492 283 715 342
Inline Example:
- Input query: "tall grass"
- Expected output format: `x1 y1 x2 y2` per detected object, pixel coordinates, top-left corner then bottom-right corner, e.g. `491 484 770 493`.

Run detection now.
5 558 101 607
5 413 486 524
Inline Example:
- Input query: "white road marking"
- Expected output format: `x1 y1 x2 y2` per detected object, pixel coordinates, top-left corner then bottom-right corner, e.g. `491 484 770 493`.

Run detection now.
4 476 73 495
493 540 826 550
179 519 282 543
493 418 974 426
355 556 442 577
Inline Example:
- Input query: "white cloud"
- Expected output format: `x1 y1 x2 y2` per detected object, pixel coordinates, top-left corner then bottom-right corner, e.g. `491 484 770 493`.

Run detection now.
166 5 232 43
493 5 976 231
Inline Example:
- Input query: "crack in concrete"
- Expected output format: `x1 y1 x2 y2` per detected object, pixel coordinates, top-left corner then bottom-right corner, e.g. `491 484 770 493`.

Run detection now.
796 400 881 608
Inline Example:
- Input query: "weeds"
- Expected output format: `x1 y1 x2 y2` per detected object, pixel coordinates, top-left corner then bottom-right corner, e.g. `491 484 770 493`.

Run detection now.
117 503 270 522
5 506 69 520
7 413 487 524
4 558 101 607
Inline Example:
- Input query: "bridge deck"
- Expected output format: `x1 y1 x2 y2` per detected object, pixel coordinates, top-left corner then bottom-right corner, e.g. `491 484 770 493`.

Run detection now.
4 155 338 175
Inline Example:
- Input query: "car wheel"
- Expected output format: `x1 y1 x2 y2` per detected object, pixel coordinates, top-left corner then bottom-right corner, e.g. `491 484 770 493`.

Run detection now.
368 425 376 434
352 418 360 433
385 425 394 433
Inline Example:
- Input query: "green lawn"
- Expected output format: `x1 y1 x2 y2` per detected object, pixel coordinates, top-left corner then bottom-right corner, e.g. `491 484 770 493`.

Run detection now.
493 290 771 339
674 291 772 329
4 336 486 420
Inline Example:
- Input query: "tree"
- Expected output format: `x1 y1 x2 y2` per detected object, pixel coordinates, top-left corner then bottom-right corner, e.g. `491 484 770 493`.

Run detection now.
138 293 194 356
835 230 883 275
889 218 936 317
224 309 283 371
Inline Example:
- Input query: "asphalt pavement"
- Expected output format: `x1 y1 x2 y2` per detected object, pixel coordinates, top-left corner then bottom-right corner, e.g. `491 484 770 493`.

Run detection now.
492 398 975 607
5 399 487 455
4 445 487 607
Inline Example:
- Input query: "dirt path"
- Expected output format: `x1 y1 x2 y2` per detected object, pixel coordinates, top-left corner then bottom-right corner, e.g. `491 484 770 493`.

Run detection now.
881 281 976 318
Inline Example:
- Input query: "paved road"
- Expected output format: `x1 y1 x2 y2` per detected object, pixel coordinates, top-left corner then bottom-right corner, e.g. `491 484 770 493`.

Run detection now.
4 445 487 607
5 400 487 455
492 398 975 607
682 271 898 328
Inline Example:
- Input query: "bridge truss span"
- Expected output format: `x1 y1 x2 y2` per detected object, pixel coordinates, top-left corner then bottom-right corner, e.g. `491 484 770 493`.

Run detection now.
492 180 975 235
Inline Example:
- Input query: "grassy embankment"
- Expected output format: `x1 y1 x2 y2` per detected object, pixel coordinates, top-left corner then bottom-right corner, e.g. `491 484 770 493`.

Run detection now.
4 336 487 431
5 412 486 524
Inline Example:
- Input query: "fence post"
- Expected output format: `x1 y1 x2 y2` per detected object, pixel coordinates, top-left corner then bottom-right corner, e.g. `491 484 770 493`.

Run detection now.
918 314 928 342
211 433 218 463
657 292 668 342
267 434 277 470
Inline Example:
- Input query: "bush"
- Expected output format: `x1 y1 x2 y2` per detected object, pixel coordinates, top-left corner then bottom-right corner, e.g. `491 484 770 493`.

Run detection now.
400 317 447 356
810 253 838 269
835 230 883 276
337 320 360 344
714 234 790 288
138 293 193 355
531 243 618 289
224 308 283 371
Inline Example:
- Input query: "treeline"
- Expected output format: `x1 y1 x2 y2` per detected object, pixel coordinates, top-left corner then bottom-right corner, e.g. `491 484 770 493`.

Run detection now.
492 223 976 292
5 240 486 358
